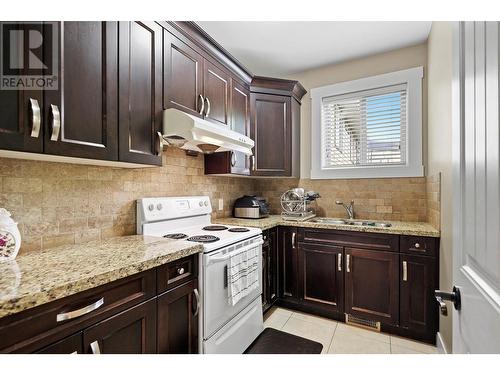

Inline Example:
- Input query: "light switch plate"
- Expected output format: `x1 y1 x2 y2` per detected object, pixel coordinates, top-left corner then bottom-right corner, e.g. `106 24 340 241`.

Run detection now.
218 199 223 211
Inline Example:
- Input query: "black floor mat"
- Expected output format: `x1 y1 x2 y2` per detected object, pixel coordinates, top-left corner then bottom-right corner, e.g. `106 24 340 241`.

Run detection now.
244 328 323 354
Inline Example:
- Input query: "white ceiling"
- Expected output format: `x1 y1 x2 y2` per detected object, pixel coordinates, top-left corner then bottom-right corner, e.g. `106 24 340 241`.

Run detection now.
197 22 432 77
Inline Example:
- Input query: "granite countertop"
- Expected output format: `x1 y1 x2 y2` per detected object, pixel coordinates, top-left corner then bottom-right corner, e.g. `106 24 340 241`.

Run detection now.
214 215 440 237
0 235 203 319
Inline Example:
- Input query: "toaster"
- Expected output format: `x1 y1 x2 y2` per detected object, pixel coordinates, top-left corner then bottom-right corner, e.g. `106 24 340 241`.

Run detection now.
233 195 270 219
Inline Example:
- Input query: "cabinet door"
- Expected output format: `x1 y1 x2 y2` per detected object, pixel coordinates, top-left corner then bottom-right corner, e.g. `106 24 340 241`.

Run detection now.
203 59 230 126
0 22 43 153
118 21 162 166
250 93 291 176
278 227 299 301
83 299 156 354
157 279 199 354
400 254 437 337
43 22 118 160
268 227 278 305
36 332 83 354
262 240 270 311
299 243 344 313
163 29 203 117
345 247 399 325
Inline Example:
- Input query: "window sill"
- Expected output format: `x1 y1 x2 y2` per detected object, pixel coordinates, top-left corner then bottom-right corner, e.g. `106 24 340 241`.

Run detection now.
310 165 424 179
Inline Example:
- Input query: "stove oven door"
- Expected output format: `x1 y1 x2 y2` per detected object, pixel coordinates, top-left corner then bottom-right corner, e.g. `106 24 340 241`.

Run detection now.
203 238 263 339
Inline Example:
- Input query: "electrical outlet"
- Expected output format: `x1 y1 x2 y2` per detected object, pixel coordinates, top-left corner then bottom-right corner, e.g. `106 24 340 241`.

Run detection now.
218 199 224 211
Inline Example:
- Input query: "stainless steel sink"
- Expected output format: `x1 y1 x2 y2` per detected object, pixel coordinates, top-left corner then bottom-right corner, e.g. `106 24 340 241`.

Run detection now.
309 218 392 228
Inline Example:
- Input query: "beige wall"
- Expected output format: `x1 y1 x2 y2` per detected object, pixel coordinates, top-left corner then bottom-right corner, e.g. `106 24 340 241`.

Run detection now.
0 148 257 255
427 21 454 352
286 43 428 179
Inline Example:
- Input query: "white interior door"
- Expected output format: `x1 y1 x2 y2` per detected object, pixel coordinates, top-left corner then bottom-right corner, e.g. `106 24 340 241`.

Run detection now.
452 21 500 353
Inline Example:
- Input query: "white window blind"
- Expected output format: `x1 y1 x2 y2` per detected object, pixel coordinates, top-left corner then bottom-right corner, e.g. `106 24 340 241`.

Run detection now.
321 83 407 169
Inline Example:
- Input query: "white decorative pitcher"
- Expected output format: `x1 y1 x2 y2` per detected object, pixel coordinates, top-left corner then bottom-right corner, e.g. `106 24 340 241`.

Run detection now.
0 208 21 261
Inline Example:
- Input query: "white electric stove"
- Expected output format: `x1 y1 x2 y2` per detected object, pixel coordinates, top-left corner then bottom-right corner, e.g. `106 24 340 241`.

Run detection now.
137 196 264 354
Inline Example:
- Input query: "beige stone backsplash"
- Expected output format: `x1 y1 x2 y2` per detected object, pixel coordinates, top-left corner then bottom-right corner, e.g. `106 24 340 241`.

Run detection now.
1 148 441 255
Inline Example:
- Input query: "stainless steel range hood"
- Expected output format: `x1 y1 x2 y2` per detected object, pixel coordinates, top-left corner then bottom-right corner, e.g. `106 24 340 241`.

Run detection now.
161 108 254 155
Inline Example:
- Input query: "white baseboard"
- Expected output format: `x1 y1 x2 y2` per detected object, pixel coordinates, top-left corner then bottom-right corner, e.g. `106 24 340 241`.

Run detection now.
436 332 450 354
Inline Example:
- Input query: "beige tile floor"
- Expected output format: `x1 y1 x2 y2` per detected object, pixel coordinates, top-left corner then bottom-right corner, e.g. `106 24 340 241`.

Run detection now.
264 306 438 354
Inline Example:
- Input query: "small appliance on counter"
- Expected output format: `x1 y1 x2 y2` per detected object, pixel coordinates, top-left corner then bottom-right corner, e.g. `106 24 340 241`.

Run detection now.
280 188 321 221
233 195 270 219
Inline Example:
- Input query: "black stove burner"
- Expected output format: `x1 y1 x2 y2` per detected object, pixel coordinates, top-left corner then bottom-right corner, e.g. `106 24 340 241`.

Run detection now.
228 227 250 233
187 235 220 243
163 233 188 240
202 225 228 231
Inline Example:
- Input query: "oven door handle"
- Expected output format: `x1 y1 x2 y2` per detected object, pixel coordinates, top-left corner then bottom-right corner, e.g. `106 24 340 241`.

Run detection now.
206 239 264 264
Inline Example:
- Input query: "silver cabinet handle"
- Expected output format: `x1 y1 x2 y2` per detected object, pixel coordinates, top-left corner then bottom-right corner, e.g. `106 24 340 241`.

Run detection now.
402 261 408 281
198 94 205 115
230 151 236 167
204 97 211 117
414 243 421 249
291 232 296 250
56 297 104 322
90 340 101 354
157 131 163 156
252 155 256 171
29 98 41 138
346 254 350 273
192 288 200 317
50 104 61 141
337 253 342 272
177 267 185 275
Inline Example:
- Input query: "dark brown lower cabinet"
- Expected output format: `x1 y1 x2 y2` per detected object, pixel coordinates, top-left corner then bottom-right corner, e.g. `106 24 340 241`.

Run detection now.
278 226 299 302
298 243 344 314
400 254 438 341
83 299 157 354
344 247 399 325
262 228 278 312
157 279 199 354
36 332 83 354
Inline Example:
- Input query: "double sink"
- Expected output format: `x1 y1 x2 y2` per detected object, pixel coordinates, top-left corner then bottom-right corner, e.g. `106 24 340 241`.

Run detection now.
308 217 392 228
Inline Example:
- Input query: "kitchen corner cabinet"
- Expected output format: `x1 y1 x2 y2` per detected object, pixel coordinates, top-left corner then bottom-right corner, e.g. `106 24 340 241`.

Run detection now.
249 77 306 177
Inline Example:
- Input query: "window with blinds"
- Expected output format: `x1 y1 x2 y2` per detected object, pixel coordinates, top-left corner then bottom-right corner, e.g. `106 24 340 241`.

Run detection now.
321 84 407 169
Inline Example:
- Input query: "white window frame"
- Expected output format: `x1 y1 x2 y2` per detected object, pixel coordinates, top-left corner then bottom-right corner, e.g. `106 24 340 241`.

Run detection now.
311 67 424 179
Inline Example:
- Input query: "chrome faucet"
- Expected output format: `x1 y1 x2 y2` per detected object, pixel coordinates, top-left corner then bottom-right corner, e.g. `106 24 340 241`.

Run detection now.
336 200 354 219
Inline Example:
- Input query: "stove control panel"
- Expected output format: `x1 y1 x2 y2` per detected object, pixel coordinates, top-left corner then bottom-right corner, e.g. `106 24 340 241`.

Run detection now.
137 196 212 224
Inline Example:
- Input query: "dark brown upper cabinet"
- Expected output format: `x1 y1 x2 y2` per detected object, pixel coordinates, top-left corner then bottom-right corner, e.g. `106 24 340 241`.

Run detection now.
163 29 204 118
250 77 306 177
344 247 399 326
43 22 118 160
203 59 230 126
0 22 43 153
204 78 250 175
118 21 163 166
298 243 344 315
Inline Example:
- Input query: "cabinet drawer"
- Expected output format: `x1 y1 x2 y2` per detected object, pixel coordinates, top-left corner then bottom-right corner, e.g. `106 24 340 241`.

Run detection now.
157 255 198 294
400 236 438 257
298 227 399 253
0 269 155 353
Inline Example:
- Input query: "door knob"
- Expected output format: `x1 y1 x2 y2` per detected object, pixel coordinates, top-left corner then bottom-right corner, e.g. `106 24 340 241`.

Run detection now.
435 286 461 316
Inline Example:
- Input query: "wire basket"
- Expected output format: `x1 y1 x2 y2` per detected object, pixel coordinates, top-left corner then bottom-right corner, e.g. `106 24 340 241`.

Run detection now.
280 189 312 214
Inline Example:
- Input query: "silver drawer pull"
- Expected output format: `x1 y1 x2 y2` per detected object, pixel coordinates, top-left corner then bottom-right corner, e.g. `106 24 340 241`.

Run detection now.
56 297 104 322
29 98 41 138
90 340 101 354
50 104 61 141
198 94 205 115
414 242 421 249
337 253 342 272
205 97 211 117
157 131 163 156
346 254 350 273
177 267 185 275
193 288 200 317
403 261 408 281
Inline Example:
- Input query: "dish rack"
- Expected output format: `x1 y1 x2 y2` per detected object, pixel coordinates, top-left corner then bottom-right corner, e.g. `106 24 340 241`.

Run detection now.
280 189 320 221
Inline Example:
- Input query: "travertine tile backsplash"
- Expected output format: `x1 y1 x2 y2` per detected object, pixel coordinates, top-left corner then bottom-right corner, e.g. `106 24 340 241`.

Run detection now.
255 177 429 222
0 148 257 255
0 147 440 255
